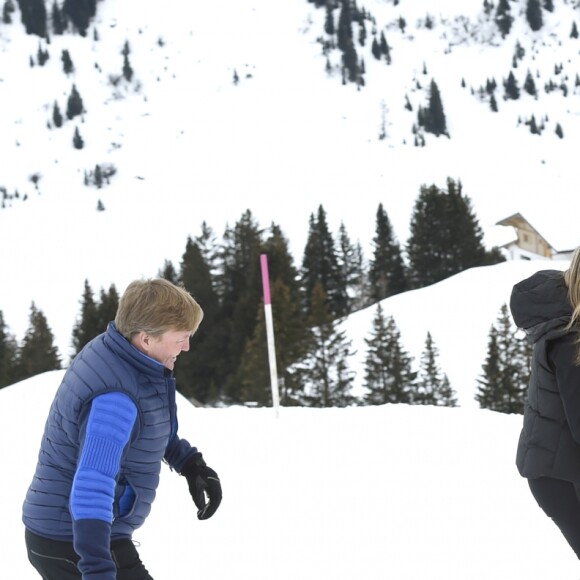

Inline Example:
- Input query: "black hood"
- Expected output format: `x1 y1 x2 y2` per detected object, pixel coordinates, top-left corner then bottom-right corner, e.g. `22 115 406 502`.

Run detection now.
510 269 571 343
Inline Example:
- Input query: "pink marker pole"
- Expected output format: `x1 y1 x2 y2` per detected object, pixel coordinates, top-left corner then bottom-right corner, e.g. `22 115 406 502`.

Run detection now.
260 254 272 305
260 254 280 417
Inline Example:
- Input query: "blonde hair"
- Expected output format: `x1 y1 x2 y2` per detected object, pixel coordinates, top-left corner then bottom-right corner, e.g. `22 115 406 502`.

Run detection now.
115 278 203 339
564 246 580 363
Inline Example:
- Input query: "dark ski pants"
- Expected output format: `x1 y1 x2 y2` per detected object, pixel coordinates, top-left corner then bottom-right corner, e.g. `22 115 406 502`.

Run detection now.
25 528 154 580
528 476 580 559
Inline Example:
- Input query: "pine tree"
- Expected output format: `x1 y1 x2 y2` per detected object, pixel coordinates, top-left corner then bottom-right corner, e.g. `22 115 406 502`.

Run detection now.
261 223 306 319
3 0 16 24
324 3 335 35
96 284 119 334
526 0 543 32
71 281 117 358
71 279 100 355
475 304 529 414
414 332 457 406
158 259 179 284
523 69 537 96
398 16 406 33
297 283 356 407
347 240 370 312
63 0 96 36
336 221 363 314
73 126 84 149
336 0 360 84
195 221 221 283
336 0 353 54
421 79 448 137
495 0 513 38
51 0 66 34
122 40 133 82
485 78 497 94
571 22 579 39
301 205 348 318
175 236 222 404
13 302 61 382
341 37 359 84
36 42 49 65
358 17 366 47
0 311 8 387
513 41 526 65
52 101 63 128
16 0 47 37
379 31 391 64
188 221 228 401
217 210 264 403
61 49 74 75
475 326 502 410
0 311 17 388
371 37 381 60
66 84 84 120
368 203 408 302
362 304 415 405
504 70 520 99
406 178 493 289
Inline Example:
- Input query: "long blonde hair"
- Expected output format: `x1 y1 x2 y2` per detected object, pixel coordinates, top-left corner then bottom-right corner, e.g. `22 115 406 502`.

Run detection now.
564 246 580 363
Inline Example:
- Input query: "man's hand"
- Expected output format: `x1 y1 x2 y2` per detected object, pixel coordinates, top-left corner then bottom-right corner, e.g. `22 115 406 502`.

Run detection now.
181 452 222 520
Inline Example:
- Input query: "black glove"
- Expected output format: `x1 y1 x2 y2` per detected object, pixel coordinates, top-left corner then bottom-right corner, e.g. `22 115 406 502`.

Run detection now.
181 452 222 520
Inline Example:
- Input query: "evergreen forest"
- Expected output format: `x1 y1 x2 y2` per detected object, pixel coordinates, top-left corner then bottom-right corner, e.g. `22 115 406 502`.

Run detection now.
0 178 529 414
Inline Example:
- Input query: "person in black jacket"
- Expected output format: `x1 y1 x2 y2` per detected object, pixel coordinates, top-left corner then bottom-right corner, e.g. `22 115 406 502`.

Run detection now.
511 246 580 558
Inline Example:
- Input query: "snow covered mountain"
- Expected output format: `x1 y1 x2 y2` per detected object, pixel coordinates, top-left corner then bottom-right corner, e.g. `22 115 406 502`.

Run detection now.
0 0 577 393
2 5 580 576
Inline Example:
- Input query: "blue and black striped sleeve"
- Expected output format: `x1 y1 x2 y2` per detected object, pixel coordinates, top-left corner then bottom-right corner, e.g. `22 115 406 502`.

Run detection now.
70 392 138 579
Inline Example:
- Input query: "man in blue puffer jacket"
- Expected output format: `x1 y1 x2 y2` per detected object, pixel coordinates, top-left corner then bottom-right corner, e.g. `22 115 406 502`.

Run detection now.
22 278 222 579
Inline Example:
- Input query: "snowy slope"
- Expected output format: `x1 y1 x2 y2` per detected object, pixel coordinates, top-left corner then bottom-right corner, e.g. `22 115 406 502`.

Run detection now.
3 370 579 579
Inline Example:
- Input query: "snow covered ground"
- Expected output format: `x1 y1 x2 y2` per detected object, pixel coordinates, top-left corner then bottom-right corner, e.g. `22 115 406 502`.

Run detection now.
4 255 580 580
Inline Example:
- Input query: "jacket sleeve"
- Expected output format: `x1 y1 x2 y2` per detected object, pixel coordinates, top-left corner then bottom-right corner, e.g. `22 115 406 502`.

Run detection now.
550 334 580 444
71 392 138 579
163 413 198 473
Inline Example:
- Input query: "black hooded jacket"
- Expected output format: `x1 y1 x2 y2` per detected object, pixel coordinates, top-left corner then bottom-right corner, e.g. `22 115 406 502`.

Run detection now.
510 269 580 481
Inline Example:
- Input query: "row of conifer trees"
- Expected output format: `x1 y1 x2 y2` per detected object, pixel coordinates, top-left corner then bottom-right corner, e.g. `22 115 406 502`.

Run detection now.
6 0 96 38
0 178 528 412
0 290 532 414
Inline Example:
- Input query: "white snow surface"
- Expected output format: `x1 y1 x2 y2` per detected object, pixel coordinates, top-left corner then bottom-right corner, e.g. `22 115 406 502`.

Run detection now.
3 259 580 579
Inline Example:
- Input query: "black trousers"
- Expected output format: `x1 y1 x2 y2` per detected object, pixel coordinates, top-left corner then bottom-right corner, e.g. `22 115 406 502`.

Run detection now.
25 528 154 580
528 476 580 559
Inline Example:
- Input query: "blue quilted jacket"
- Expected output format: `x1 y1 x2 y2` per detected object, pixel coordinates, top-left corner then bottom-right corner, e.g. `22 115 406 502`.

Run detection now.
22 322 197 576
